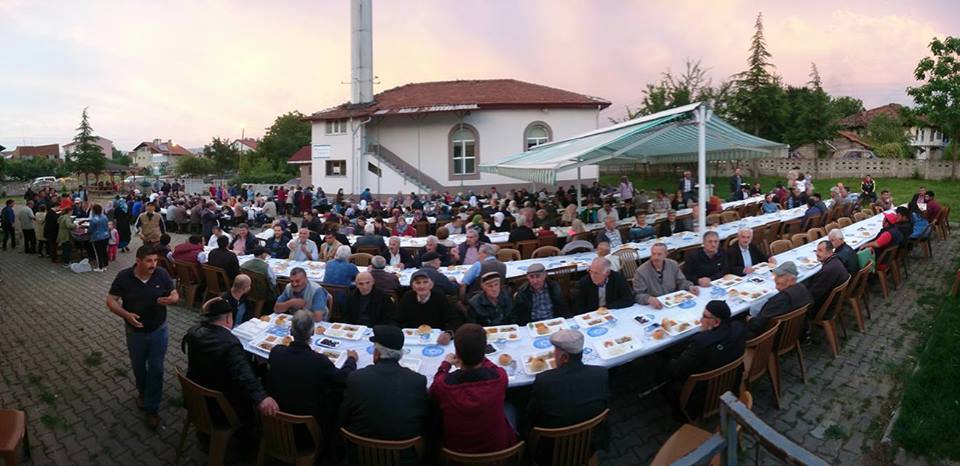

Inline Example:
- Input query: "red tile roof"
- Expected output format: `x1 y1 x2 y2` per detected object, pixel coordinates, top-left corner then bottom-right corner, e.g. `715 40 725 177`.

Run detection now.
287 145 311 164
133 140 192 156
836 130 872 149
306 79 610 121
12 144 60 159
236 138 258 150
839 103 905 128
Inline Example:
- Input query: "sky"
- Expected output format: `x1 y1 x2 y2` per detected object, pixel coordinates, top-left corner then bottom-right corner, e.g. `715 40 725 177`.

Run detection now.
1 0 956 152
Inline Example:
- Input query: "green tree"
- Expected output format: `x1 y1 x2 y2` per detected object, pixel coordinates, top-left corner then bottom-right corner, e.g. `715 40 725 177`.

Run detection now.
907 36 960 159
727 12 787 140
4 158 62 181
256 111 311 171
111 147 132 166
781 63 839 156
830 96 865 119
865 113 913 158
175 154 216 177
66 107 107 182
202 137 240 173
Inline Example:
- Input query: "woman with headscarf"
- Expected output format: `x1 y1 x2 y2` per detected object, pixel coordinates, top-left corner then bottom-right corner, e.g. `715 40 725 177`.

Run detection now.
393 216 414 237
491 212 510 233
560 204 578 226
114 196 132 252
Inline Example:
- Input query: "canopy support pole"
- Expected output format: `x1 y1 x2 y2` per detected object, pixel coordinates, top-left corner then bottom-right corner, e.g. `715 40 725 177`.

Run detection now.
576 167 582 210
697 104 707 233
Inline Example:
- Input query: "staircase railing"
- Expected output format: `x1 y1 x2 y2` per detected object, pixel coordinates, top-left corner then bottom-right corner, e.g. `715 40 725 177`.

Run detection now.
367 144 445 192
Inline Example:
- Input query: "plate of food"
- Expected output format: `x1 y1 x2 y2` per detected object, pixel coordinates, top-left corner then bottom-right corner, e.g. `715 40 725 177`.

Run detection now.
796 256 819 269
310 346 347 367
522 350 557 375
484 325 522 342
324 323 367 341
251 334 293 354
661 318 698 337
726 286 774 303
526 318 568 337
573 308 617 328
398 357 422 372
402 325 441 345
660 290 697 308
494 353 519 376
712 274 745 289
596 335 641 360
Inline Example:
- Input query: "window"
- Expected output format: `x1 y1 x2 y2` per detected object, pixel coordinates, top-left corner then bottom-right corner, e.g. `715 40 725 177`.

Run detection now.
325 119 347 135
368 162 382 177
450 126 477 176
524 122 552 150
325 160 347 177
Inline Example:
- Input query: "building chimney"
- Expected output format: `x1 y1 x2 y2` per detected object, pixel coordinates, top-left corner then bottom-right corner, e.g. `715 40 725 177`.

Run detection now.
350 0 374 104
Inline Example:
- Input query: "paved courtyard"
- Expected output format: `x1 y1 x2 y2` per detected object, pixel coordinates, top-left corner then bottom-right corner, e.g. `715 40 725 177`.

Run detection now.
0 229 955 465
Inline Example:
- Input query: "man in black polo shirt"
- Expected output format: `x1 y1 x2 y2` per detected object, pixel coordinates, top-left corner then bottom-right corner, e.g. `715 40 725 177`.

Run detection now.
682 231 729 287
106 245 179 429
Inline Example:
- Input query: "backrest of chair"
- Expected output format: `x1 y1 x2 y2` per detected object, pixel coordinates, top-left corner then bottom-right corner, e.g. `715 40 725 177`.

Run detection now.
720 211 740 224
175 260 200 284
769 239 792 256
779 219 802 237
496 248 521 262
538 235 558 248
531 409 609 466
823 222 840 234
848 260 872 301
176 368 238 434
340 428 423 466
837 217 852 228
572 231 594 243
771 304 811 356
790 233 808 248
877 246 898 269
806 228 825 242
681 356 745 420
745 322 780 383
813 278 849 322
201 265 229 295
803 214 822 230
413 222 428 237
261 412 322 462
442 441 525 466
706 214 721 226
357 245 382 256
853 212 867 222
613 249 640 281
159 256 177 279
245 270 271 302
516 240 539 259
349 253 374 266
531 246 560 258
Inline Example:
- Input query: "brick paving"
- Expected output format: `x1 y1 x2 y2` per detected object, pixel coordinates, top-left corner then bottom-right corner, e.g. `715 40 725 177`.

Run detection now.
0 229 955 465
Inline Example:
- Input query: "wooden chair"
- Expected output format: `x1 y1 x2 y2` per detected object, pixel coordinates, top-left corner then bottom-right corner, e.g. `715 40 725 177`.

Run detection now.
413 221 428 237
837 217 853 228
496 248 522 262
953 269 960 297
651 392 754 466
844 261 872 332
547 264 579 311
322 284 350 321
768 304 811 408
768 239 793 256
822 222 840 234
349 252 374 266
874 247 898 298
159 255 178 280
244 270 272 318
538 235 558 249
754 223 779 256
892 245 910 287
175 260 202 308
528 409 609 466
571 231 594 243
340 427 424 466
778 218 803 239
806 227 825 242
811 278 850 358
442 441 525 465
516 239 540 260
909 224 934 259
790 233 808 248
741 323 780 406
678 356 745 421
257 412 322 466
938 206 951 238
613 249 640 283
853 212 867 222
531 246 560 258
356 245 382 256
0 409 29 466
201 264 232 302
175 368 241 466
802 213 822 230
706 214 721 226
720 211 740 224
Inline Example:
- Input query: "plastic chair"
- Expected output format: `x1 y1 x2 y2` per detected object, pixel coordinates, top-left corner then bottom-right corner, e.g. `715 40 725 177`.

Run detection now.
538 235 558 249
175 368 241 466
741 323 780 406
356 245 382 256
720 211 740 224
768 304 811 408
769 239 793 256
806 227 825 242
515 239 540 259
844 261 872 332
531 246 560 259
790 233 808 248
257 412 323 466
175 260 202 308
873 247 898 298
853 212 867 222
678 356 745 421
811 278 850 358
496 248 521 262
201 264 232 302
340 427 424 466
778 219 803 239
706 214 721 226
442 441 525 465
612 249 640 283
244 270 272 318
802 213 822 230
836 217 853 228
0 409 29 466
822 222 840 234
528 409 609 466
651 392 753 466
349 253 374 266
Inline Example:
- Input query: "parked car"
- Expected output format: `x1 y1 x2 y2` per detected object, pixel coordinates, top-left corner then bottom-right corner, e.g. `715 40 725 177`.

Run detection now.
31 176 57 187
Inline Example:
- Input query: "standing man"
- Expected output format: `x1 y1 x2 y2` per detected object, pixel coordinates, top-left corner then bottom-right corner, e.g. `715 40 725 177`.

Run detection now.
17 200 37 254
678 171 696 205
105 245 179 428
729 167 743 196
1 199 16 251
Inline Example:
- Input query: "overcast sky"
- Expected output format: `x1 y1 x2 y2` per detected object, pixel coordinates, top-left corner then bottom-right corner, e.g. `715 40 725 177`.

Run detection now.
1 0 956 151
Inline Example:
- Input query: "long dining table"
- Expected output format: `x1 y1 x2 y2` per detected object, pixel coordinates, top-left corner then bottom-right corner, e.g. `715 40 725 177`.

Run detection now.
231 200 880 388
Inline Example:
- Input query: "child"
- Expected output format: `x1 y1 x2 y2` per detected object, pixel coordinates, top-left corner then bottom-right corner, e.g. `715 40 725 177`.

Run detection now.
107 220 119 262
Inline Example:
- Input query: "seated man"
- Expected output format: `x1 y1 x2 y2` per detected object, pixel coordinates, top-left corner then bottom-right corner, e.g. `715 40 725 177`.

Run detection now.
805 241 850 317
746 262 811 337
429 324 518 454
467 271 513 326
340 325 429 444
525 330 609 464
240 246 277 289
368 255 401 295
860 213 903 259
507 216 537 243
275 267 330 322
286 228 319 262
207 225 231 248
207 235 240 280
183 299 278 431
461 243 506 296
629 211 655 242
656 209 690 237
323 245 359 288
595 215 624 249
343 272 397 326
397 271 463 344
416 235 451 267
575 257 634 312
171 235 204 276
221 274 252 324
667 300 746 419
268 310 357 438
381 236 415 269
595 242 621 273
827 229 860 276
512 263 570 325
633 242 698 309
725 227 773 276
264 224 291 259
417 251 459 296
353 222 386 254
682 231 728 287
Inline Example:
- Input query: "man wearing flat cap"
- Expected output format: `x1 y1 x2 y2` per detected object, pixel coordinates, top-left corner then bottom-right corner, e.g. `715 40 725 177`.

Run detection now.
418 250 459 296
340 325 429 446
747 262 811 337
666 300 746 419
512 263 570 325
467 271 514 326
525 329 609 463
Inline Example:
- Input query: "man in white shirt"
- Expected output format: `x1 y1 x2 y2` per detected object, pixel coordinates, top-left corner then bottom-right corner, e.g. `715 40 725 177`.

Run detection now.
207 226 231 248
286 228 319 261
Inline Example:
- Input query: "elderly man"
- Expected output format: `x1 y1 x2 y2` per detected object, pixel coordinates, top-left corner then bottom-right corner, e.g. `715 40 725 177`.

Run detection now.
575 257 634 312
683 231 729 287
595 242 621 273
729 167 743 195
595 215 624 249
747 262 811 337
287 228 319 261
220 273 252 324
344 272 398 326
512 263 569 325
240 246 277 290
657 209 690 237
418 251 459 295
806 241 850 317
340 325 429 444
268 310 357 437
462 243 506 296
183 299 278 434
467 272 514 326
366 255 401 295
633 243 699 309
508 215 537 243
827 229 860 276
525 329 609 463
455 228 484 265
354 222 386 253
229 223 257 256
417 235 450 267
207 225 231 248
725 227 773 276
678 171 696 204
381 236 414 269
275 267 330 322
397 271 462 344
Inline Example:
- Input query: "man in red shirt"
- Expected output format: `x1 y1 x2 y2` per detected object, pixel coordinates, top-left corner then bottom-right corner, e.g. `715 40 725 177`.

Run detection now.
924 191 942 223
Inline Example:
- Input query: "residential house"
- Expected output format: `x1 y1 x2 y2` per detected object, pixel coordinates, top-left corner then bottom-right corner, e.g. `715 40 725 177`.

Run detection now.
130 139 192 174
231 138 259 154
287 146 312 184
63 136 114 160
839 103 949 160
9 144 61 161
791 130 875 159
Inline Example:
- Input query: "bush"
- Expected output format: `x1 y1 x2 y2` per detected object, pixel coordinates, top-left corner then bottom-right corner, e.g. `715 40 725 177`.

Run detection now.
235 155 296 184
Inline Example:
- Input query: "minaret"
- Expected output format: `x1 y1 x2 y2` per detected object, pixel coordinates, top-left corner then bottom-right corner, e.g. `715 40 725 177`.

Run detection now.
350 0 374 105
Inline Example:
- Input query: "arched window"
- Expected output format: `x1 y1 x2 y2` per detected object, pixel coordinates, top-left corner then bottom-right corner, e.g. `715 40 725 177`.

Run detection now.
449 125 479 179
524 122 552 150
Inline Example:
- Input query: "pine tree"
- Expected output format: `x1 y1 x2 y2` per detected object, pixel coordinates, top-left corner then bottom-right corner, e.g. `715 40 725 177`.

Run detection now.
67 107 107 182
728 12 786 139
808 62 822 89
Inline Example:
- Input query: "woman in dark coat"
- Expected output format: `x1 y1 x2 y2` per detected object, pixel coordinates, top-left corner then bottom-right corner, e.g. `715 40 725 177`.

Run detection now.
114 197 132 252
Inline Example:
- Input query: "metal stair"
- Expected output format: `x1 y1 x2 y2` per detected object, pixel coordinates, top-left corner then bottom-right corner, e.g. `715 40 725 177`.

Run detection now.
367 143 445 193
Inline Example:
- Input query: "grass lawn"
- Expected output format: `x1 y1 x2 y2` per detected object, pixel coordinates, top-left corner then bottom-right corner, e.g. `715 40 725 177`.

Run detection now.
891 292 960 460
599 173 960 222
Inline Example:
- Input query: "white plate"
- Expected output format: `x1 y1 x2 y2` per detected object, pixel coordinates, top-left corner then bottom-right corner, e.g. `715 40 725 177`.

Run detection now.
712 274 745 289
595 335 642 360
526 318 568 338
312 346 347 368
521 350 557 375
483 325 523 342
321 323 367 341
573 309 616 328
398 357 422 372
659 290 697 308
402 328 441 345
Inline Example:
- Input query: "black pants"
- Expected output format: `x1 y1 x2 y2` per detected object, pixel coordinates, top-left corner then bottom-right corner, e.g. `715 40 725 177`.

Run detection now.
1 226 15 250
44 234 58 259
22 229 36 254
93 239 109 269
